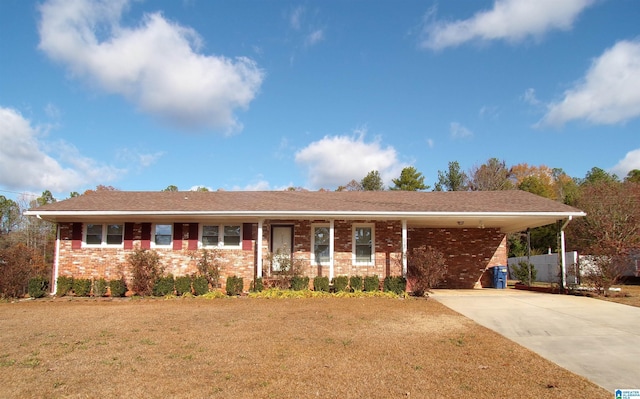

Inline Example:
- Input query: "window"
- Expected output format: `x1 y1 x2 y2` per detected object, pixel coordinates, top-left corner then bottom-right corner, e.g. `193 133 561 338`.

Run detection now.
202 225 219 247
353 225 374 264
154 224 172 246
201 224 242 248
84 223 123 247
106 224 123 245
224 225 241 246
312 225 330 264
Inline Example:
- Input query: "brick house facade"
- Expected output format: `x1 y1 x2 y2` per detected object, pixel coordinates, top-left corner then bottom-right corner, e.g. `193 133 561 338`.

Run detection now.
26 190 584 293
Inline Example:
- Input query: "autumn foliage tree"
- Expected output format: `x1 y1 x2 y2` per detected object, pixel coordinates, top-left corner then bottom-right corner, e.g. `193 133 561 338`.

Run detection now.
568 180 640 293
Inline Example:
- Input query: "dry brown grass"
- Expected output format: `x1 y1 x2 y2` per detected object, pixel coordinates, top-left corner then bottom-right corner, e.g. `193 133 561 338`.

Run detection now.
0 297 608 399
601 284 640 307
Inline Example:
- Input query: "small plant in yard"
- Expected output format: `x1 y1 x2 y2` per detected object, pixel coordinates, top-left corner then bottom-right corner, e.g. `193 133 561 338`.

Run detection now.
331 276 349 292
363 275 380 292
193 249 223 289
384 276 406 295
226 276 244 296
73 278 91 297
56 276 74 297
511 261 537 286
349 275 363 291
407 245 447 296
290 276 309 291
108 279 127 297
313 276 329 292
250 277 264 292
28 277 48 298
92 278 108 297
192 275 209 296
175 275 192 296
128 248 163 296
153 275 175 296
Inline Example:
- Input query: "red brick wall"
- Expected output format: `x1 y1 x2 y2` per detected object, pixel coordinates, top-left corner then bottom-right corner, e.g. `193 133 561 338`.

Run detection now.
56 221 506 292
407 227 507 288
56 222 256 291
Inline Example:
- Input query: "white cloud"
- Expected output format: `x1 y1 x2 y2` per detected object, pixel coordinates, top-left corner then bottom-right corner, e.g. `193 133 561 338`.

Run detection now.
522 88 541 106
295 129 406 189
611 148 640 179
540 39 640 126
38 0 264 133
421 0 594 50
305 29 325 47
290 6 304 30
450 122 473 139
117 148 165 168
0 106 122 194
426 138 434 149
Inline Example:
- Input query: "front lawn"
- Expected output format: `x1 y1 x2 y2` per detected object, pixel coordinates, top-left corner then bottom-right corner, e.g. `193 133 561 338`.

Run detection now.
0 297 608 398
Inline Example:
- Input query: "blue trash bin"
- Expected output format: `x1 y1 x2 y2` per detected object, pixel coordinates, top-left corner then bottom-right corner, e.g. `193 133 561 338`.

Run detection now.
492 266 508 289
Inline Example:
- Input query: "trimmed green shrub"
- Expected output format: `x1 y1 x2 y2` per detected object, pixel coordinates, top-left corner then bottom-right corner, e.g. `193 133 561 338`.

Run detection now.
349 275 363 291
313 276 329 292
511 261 537 285
92 278 108 297
28 276 48 298
192 275 209 296
384 276 406 295
109 279 127 297
363 275 380 292
226 276 244 296
331 276 349 292
56 276 74 297
73 279 91 297
291 276 310 291
250 277 264 292
153 274 175 296
175 275 192 296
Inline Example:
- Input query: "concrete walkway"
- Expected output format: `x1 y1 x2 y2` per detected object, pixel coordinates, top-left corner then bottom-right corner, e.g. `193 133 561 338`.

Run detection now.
431 288 640 392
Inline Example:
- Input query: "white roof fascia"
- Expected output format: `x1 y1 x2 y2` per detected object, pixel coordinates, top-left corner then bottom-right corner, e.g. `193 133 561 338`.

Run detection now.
24 210 586 218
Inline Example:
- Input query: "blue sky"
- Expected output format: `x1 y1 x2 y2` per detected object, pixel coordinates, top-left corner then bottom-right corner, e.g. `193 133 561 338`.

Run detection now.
1 0 639 201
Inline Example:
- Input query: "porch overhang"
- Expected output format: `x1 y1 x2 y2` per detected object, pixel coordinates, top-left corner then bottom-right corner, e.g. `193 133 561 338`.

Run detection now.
24 209 585 234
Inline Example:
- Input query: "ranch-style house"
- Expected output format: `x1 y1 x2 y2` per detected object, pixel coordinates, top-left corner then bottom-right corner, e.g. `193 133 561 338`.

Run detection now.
25 190 585 293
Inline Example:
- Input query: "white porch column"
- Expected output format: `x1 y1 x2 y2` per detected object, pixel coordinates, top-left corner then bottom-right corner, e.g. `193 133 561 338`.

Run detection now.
257 219 263 278
52 224 60 295
559 216 573 291
329 219 335 280
402 220 408 277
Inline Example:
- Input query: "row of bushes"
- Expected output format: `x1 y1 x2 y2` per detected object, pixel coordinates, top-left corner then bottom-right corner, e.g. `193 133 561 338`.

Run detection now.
252 275 406 295
31 274 405 299
54 276 128 298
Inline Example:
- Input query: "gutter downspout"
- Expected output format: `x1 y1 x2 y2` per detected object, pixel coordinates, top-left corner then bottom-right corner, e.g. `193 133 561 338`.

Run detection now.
559 216 573 292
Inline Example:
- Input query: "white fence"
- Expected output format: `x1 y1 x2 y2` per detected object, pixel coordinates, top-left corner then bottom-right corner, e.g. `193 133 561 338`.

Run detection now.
508 252 579 284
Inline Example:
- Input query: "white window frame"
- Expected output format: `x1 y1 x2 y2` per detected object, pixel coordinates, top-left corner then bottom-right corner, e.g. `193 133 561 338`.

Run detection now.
152 223 173 248
311 224 331 265
83 223 124 248
199 223 243 249
352 223 375 265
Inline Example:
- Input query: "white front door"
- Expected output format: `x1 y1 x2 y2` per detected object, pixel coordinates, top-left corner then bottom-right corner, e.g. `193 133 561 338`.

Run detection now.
271 226 293 271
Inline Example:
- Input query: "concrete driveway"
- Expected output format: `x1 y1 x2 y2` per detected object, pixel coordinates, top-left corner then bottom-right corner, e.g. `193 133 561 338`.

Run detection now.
431 288 640 392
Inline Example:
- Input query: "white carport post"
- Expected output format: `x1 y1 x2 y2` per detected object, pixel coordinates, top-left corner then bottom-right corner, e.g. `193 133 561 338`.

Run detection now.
559 216 572 291
257 219 263 278
329 219 335 280
402 220 408 277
